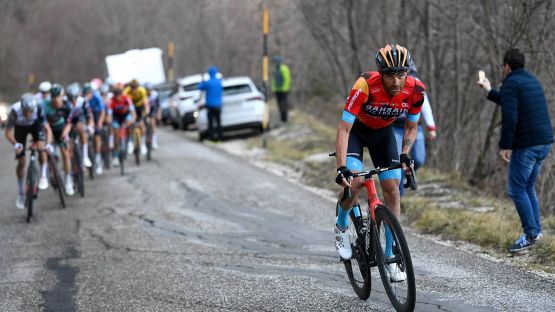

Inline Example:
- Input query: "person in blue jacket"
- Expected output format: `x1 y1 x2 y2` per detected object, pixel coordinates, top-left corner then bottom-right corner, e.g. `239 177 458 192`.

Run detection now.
198 66 223 141
478 48 554 253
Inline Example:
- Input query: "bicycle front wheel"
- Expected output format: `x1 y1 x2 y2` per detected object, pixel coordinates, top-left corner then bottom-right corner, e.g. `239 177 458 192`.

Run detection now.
49 156 65 208
73 147 85 198
133 128 141 166
26 165 36 223
146 122 153 161
119 151 125 176
343 215 372 300
373 205 416 312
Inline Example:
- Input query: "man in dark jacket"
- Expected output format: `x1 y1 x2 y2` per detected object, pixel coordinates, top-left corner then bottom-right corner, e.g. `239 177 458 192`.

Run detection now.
478 48 554 253
198 66 223 141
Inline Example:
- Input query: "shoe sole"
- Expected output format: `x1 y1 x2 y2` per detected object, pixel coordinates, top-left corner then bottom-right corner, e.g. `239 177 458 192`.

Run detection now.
509 245 533 253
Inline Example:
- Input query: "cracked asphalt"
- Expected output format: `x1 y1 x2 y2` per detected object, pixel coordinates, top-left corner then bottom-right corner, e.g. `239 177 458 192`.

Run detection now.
0 128 554 311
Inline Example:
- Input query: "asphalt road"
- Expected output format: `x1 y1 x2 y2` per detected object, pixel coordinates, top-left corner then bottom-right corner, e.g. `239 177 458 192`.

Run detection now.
0 128 554 312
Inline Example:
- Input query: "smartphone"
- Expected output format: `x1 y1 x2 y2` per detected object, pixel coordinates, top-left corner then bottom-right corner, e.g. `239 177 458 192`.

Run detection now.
478 70 485 82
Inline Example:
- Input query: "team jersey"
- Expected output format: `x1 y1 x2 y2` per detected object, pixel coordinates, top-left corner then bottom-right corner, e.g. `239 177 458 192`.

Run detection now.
68 97 92 124
6 102 46 129
87 92 105 115
43 100 72 130
34 92 50 104
109 95 135 116
342 72 426 129
123 86 148 108
148 90 159 109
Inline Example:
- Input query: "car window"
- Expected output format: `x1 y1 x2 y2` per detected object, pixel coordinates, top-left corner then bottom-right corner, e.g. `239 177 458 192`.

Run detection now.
182 83 199 92
223 84 252 96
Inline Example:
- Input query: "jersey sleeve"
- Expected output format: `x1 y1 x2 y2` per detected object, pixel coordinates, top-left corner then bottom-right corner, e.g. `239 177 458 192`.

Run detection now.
420 94 436 130
37 105 47 126
127 97 135 111
94 94 105 111
342 77 369 124
407 80 426 122
5 107 17 129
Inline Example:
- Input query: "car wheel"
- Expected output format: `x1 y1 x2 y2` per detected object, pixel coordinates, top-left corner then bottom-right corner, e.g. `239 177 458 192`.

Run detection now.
259 122 268 134
181 117 189 131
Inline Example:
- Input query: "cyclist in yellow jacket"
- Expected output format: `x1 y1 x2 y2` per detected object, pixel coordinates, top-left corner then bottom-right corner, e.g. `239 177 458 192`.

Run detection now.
123 79 149 155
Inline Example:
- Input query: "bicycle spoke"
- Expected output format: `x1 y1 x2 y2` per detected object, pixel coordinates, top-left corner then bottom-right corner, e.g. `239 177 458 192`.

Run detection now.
374 205 416 311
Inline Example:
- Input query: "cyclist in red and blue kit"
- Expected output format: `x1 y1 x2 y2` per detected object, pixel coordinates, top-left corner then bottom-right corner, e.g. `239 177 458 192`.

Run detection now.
108 85 136 166
334 44 425 282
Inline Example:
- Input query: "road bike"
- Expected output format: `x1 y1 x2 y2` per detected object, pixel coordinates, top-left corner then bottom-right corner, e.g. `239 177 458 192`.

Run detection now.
145 116 153 161
330 152 417 312
47 147 65 208
131 121 142 166
87 132 96 180
24 145 41 223
71 133 85 198
117 125 128 176
100 125 111 170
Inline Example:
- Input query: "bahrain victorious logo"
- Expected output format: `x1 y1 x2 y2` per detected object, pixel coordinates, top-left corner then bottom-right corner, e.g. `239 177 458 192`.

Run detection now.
363 104 407 120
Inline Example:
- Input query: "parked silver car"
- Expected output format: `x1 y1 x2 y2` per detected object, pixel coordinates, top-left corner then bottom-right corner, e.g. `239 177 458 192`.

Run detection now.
197 76 268 141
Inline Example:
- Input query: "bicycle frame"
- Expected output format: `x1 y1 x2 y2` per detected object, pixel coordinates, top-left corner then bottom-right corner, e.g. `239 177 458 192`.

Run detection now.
117 125 128 153
364 177 383 222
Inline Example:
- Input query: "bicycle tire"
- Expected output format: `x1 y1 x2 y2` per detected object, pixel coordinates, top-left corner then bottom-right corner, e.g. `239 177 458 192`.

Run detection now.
88 136 95 180
88 164 94 180
119 151 125 176
373 205 416 312
101 128 111 169
73 145 85 198
49 156 65 208
133 127 141 166
79 167 85 198
343 214 372 300
26 164 36 223
146 122 153 161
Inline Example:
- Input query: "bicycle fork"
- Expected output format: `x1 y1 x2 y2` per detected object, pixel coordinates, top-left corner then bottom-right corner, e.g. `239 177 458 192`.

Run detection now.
364 177 395 259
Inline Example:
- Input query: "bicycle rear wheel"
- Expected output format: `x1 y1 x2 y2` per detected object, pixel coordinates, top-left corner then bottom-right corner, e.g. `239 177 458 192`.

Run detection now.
373 205 416 312
343 214 372 300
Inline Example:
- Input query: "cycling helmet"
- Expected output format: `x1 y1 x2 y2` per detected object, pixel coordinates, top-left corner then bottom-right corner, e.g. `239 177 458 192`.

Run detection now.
38 81 52 93
90 78 103 90
144 82 153 90
66 83 81 100
50 84 64 97
129 79 139 88
21 93 37 113
375 44 411 74
100 83 110 94
82 83 93 95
